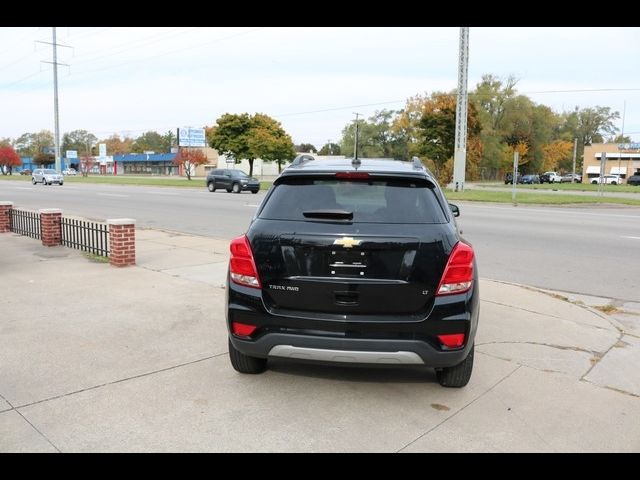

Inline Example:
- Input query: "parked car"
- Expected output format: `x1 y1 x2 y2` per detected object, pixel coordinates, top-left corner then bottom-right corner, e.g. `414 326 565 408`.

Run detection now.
32 168 64 186
504 172 522 184
521 174 540 184
540 171 562 183
627 172 640 186
62 168 77 176
226 157 479 387
560 173 582 183
20 169 32 176
590 175 623 185
206 168 260 194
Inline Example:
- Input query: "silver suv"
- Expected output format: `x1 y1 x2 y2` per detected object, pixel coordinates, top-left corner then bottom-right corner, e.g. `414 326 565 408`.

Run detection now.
32 168 64 186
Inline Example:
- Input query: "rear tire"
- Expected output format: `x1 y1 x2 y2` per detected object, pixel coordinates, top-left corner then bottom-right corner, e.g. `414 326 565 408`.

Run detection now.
228 338 267 374
436 345 474 388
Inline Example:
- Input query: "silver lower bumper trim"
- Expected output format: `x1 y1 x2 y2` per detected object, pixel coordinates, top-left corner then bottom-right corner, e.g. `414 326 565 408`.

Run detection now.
268 345 424 365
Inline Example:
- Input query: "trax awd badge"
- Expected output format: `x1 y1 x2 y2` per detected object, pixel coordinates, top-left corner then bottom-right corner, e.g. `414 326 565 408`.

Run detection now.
333 237 361 249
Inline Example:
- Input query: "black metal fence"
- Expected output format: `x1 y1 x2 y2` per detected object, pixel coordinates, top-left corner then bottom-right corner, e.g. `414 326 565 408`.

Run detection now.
9 209 41 239
61 218 109 257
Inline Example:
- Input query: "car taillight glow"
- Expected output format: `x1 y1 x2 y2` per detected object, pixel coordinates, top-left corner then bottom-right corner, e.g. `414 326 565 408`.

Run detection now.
229 235 261 288
436 241 474 295
335 172 370 179
438 333 465 348
231 322 257 337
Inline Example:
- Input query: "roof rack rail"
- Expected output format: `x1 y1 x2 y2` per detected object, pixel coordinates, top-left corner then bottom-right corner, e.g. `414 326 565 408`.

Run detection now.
412 156 434 177
290 154 316 167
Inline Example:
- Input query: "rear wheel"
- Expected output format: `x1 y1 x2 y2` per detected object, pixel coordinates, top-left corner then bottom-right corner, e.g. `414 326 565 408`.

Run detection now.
208 181 216 192
436 345 474 388
232 182 241 194
228 338 267 374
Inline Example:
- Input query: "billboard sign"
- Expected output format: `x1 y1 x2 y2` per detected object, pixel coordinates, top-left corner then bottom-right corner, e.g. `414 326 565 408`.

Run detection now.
66 150 78 159
99 143 107 157
178 127 206 147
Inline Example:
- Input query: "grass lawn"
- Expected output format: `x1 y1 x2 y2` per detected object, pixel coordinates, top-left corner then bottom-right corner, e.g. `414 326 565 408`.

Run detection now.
444 189 640 206
0 174 273 191
476 181 640 194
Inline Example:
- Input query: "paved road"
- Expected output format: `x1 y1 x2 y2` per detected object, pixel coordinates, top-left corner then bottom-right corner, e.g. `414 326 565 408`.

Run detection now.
2 181 639 301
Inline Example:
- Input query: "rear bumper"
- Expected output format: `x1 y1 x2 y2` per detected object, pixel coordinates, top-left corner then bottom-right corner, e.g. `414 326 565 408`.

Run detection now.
230 333 472 368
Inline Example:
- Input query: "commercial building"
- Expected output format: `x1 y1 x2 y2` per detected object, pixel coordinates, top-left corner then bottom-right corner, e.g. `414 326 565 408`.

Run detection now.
582 143 640 183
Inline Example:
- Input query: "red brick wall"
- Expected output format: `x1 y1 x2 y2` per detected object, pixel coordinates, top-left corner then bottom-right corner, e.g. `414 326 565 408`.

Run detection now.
0 202 12 233
40 209 62 247
108 221 136 267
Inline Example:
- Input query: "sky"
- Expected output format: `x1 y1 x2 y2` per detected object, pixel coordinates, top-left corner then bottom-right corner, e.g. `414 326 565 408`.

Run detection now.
1 26 639 149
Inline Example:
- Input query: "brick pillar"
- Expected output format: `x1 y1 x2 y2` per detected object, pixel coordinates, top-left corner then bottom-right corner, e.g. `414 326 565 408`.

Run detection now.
39 208 62 247
0 201 13 233
107 219 136 267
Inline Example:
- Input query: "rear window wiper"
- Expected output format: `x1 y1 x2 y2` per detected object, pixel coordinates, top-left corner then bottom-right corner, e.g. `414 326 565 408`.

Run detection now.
303 209 354 220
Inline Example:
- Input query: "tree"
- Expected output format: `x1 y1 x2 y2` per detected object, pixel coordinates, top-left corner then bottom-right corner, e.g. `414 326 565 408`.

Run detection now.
208 113 253 169
0 146 21 175
415 92 482 184
61 129 97 155
559 106 620 165
173 148 208 180
33 152 54 167
318 142 341 155
249 115 297 173
14 130 54 157
607 134 631 144
541 140 573 172
100 134 134 156
131 131 169 153
295 143 317 153
340 109 406 159
208 113 295 177
79 153 95 177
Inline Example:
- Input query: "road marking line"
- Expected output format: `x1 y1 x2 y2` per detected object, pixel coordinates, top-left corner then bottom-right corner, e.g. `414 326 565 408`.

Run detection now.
622 236 640 240
14 187 32 190
245 204 259 207
97 193 129 198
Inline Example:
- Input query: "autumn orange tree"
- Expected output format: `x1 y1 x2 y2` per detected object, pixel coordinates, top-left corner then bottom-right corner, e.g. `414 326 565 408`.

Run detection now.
0 145 21 174
173 148 208 180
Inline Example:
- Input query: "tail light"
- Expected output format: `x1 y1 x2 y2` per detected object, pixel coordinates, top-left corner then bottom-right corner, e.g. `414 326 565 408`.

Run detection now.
335 172 370 179
438 333 465 348
436 241 474 295
229 235 261 288
231 322 257 337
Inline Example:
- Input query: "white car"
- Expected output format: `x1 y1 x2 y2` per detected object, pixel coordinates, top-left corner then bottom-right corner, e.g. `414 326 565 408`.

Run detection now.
541 171 562 183
591 175 623 185
32 168 64 186
62 168 77 176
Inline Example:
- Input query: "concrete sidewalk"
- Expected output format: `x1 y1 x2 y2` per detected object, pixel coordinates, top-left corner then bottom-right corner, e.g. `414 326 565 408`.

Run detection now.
1 229 639 452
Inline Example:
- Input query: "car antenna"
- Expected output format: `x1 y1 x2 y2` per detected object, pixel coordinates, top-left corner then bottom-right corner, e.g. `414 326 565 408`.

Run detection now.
352 113 361 168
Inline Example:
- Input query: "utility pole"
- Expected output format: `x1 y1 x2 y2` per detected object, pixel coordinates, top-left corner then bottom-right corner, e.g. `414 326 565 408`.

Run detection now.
353 113 361 159
452 27 469 192
571 138 577 183
37 28 71 172
618 100 626 181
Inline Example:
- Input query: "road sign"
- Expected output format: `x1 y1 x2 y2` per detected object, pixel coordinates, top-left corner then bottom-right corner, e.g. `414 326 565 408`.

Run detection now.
66 150 78 159
99 143 107 157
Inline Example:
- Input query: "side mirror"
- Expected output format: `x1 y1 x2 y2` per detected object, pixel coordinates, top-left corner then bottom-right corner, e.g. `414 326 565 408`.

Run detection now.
449 203 460 217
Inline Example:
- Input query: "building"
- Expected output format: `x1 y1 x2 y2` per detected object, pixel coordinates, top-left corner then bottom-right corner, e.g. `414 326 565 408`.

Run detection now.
582 143 640 184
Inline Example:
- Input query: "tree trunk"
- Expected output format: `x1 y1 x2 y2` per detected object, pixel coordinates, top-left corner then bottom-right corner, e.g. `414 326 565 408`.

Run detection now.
278 160 282 173
248 158 254 177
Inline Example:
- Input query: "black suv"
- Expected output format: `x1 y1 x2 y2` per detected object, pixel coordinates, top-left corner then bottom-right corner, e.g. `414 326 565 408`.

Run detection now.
206 168 260 194
628 172 640 186
226 157 479 387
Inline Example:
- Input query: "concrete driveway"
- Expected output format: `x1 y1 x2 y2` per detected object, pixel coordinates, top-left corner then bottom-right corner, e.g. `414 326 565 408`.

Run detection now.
1 231 639 452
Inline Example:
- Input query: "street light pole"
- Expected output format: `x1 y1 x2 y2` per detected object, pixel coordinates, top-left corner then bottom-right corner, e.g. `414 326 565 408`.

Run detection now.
452 27 469 192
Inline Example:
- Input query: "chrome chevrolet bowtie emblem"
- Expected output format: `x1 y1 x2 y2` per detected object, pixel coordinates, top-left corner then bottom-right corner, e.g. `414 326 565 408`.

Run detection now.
333 237 361 249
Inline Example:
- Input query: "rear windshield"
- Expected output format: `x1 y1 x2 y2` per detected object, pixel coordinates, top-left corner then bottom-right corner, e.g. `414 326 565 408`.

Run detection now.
259 178 448 224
